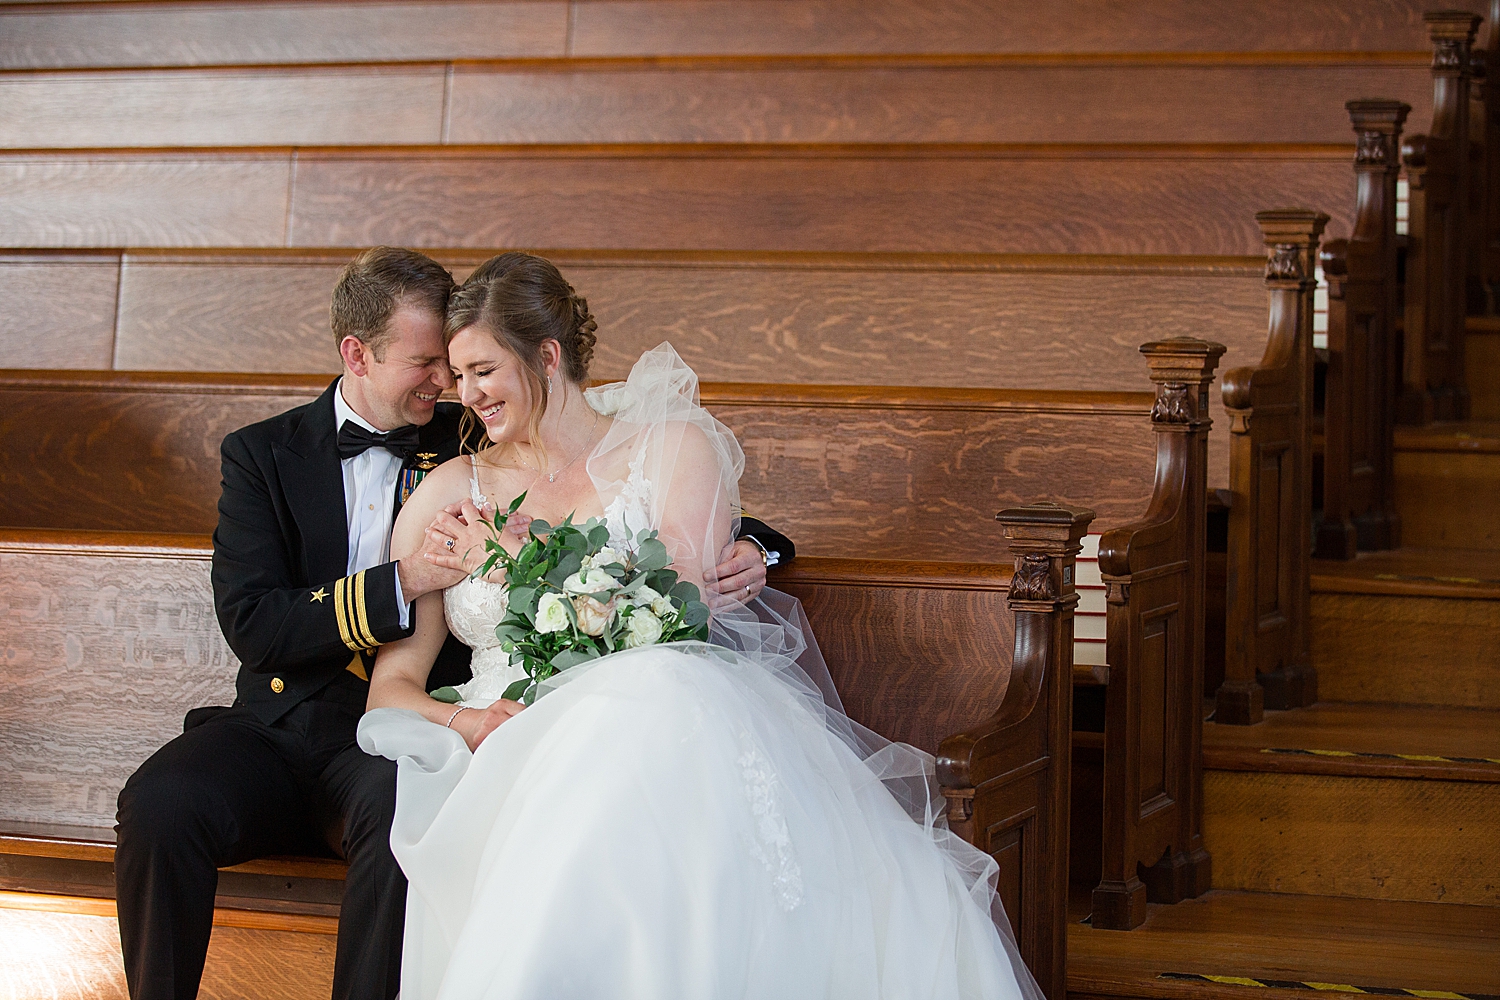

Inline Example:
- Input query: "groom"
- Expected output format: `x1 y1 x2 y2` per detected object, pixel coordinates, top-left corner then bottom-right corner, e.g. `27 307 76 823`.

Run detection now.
115 247 792 1000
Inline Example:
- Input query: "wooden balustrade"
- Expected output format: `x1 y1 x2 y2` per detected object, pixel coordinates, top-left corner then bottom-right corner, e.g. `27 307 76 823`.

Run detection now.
1317 100 1410 559
1090 338 1223 930
1401 11 1483 424
1218 209 1328 725
936 502 1093 1000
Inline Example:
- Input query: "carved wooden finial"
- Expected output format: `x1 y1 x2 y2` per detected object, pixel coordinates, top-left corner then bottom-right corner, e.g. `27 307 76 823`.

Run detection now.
1255 208 1329 286
1425 10 1482 73
1346 99 1411 168
995 502 1094 606
1137 338 1226 429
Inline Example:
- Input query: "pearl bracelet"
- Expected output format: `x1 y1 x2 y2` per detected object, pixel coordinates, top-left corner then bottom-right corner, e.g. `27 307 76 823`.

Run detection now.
446 706 470 729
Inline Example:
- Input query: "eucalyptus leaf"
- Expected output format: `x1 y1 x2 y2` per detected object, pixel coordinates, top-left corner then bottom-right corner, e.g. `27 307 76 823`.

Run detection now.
635 538 671 572
683 601 710 629
521 682 539 706
529 518 552 536
650 569 679 593
429 686 462 704
669 581 701 604
550 647 599 671
501 678 530 702
587 523 611 549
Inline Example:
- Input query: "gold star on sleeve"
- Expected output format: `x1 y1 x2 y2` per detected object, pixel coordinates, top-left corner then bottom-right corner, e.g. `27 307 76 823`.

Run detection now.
310 587 328 603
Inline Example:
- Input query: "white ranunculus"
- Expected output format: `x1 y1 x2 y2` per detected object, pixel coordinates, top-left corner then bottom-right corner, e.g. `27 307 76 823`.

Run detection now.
564 567 615 595
623 609 663 648
573 595 614 636
534 592 571 634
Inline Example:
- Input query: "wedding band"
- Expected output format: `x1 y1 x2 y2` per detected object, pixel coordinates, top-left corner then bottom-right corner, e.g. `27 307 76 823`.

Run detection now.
444 538 455 550
745 585 751 596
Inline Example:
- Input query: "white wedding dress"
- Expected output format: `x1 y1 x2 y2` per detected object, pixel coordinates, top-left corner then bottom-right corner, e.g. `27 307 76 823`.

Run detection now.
358 346 1039 1000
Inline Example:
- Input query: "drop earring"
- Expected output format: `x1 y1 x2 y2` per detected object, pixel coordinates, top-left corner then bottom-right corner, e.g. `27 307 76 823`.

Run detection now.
547 374 554 393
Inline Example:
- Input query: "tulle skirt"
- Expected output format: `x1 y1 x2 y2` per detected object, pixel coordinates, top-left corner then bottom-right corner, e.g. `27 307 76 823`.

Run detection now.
358 642 1031 1000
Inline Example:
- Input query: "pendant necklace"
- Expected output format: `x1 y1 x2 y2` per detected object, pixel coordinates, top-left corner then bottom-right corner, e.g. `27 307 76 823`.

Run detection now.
516 410 600 483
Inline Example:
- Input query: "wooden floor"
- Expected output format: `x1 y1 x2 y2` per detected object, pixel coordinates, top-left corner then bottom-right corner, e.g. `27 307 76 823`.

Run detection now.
0 893 334 1000
1068 889 1500 999
1310 546 1500 599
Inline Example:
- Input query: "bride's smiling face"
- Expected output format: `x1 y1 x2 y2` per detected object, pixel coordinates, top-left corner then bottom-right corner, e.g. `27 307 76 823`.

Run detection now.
449 325 542 443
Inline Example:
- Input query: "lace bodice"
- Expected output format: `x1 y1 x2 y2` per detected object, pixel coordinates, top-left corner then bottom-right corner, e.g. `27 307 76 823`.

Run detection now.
443 451 654 707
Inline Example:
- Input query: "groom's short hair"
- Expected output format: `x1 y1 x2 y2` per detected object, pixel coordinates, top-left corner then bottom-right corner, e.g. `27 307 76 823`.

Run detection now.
331 247 455 360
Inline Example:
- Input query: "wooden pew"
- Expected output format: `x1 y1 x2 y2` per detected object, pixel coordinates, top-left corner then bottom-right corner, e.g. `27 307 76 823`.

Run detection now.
1401 11 1484 424
1 524 1081 996
1470 2 1499 313
0 58 1441 149
0 145 1358 257
0 247 1271 486
1088 338 1223 929
0 0 1478 68
1317 100 1410 559
0 370 1156 561
1217 210 1328 725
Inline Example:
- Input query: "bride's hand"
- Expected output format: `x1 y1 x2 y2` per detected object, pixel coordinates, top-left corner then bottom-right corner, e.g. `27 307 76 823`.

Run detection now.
452 700 525 751
423 500 530 577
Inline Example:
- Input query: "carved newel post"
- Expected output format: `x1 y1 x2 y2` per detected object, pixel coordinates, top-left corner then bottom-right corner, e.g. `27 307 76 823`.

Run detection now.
1219 208 1327 723
1402 11 1482 423
1092 337 1224 930
937 501 1092 1000
1317 99 1409 559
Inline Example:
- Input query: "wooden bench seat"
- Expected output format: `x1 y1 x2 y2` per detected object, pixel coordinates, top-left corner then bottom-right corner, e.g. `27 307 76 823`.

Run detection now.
0 370 1157 560
0 57 1438 149
0 144 1357 256
0 0 1470 69
0 521 1089 997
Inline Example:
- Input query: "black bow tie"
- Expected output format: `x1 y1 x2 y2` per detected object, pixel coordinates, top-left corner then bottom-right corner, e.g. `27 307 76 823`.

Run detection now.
337 421 421 461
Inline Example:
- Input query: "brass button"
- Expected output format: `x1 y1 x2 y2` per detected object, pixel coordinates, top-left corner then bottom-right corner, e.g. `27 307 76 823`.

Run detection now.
271 677 285 694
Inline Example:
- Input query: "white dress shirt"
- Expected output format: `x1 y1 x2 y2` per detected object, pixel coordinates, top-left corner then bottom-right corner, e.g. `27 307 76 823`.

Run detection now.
333 379 410 628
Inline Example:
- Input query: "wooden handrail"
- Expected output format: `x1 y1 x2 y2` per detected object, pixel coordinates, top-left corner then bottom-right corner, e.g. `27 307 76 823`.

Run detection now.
937 501 1093 1000
1316 99 1409 559
1218 208 1327 725
1090 338 1223 930
1400 11 1483 424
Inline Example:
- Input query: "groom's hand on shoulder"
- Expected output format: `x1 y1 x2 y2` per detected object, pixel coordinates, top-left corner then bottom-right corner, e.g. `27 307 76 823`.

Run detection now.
399 530 469 602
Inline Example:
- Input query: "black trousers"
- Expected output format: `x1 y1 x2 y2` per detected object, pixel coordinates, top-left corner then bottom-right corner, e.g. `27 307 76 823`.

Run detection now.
115 697 405 1000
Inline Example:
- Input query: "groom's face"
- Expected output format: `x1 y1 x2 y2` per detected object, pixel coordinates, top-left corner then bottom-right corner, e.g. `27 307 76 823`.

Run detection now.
358 303 453 428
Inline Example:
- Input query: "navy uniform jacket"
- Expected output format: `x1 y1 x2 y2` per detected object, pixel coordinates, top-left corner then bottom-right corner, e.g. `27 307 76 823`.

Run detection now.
212 378 795 725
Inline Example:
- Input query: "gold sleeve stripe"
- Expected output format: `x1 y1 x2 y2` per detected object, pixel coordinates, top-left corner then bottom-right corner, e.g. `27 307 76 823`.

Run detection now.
351 569 378 649
333 575 372 652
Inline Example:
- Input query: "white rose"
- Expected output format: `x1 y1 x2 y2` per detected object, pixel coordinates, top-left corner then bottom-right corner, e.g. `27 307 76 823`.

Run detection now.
591 546 626 569
631 585 661 607
650 595 675 618
573 595 614 636
534 592 571 634
623 609 663 648
564 567 615 595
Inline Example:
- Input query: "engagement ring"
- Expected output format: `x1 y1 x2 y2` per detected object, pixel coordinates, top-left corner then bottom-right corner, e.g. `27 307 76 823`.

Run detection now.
444 538 455 550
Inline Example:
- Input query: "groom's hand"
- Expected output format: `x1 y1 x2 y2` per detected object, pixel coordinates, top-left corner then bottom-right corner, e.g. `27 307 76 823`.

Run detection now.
705 540 767 609
398 531 468 601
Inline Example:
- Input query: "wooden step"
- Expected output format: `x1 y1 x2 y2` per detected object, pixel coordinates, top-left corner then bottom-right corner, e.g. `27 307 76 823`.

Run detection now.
0 55 1435 149
1068 889 1500 999
0 144 1356 255
1310 548 1500 709
1393 421 1500 551
0 891 334 1000
0 0 1464 68
1466 319 1500 421
1201 703 1500 905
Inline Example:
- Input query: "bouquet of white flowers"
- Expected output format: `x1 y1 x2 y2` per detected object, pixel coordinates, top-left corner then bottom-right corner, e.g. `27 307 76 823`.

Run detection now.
433 492 710 706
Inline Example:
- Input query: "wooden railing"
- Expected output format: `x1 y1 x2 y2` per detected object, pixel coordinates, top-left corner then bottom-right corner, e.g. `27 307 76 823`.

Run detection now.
936 502 1092 1000
1401 11 1484 424
1217 209 1327 725
1089 338 1223 930
1317 100 1410 559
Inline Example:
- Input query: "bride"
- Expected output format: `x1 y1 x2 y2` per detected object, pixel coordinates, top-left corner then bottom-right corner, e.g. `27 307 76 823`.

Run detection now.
359 253 1040 1000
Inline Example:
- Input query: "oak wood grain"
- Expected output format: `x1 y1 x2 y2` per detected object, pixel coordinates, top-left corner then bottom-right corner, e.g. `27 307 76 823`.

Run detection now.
770 557 1014 755
287 145 1358 257
0 1 567 68
1392 450 1500 549
447 59 1435 145
0 537 235 833
0 66 446 147
0 252 119 368
0 153 289 247
1202 770 1499 905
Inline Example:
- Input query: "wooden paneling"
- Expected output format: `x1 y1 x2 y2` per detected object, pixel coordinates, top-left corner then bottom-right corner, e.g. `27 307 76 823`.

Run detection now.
0 67 445 147
771 559 1014 755
0 371 1155 558
0 153 289 247
1202 771 1500 905
0 905 334 1000
285 145 1358 256
572 0 1489 57
447 58 1435 145
1311 592 1500 709
0 1 567 69
0 252 119 368
0 533 234 833
0 375 324 534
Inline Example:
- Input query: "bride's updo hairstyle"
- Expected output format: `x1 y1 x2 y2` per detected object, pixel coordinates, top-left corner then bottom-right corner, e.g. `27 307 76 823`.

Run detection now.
444 252 598 462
